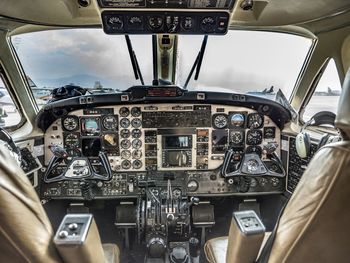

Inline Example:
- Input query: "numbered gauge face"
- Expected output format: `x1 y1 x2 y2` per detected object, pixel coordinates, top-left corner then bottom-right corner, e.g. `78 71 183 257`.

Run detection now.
213 114 228 129
131 129 141 138
121 160 131 170
131 107 141 117
132 139 142 149
230 113 245 128
246 130 263 145
66 149 81 159
121 150 131 159
62 116 79 131
132 159 142 169
120 118 130 128
64 133 80 148
120 139 131 149
246 145 262 157
247 113 263 129
230 131 244 145
132 150 142 159
119 107 130 117
131 118 142 128
102 115 118 130
120 129 131 138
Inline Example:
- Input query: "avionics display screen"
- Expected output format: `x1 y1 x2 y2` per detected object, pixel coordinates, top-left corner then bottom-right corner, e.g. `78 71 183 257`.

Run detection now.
165 150 191 167
163 135 192 149
82 138 102 157
81 117 100 135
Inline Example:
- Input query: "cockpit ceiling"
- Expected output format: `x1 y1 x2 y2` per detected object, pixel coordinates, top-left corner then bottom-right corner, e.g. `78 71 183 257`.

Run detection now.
0 0 350 33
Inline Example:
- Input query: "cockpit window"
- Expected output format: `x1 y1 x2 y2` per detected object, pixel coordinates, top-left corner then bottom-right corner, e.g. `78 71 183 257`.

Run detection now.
11 29 312 108
178 31 312 100
0 75 22 128
12 29 153 108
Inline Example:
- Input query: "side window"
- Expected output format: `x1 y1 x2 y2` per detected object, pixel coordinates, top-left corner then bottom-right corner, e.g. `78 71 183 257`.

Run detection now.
0 76 22 128
303 59 342 121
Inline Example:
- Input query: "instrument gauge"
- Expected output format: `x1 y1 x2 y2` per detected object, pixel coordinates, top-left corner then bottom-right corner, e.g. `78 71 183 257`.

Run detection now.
121 160 131 170
131 118 142 128
66 149 81 159
119 107 130 117
173 189 182 198
246 159 259 173
131 107 141 117
120 129 130 139
270 177 280 187
132 150 142 159
187 180 199 192
246 130 263 145
64 133 80 148
102 115 118 130
120 118 130 128
132 139 142 149
213 114 228 129
131 129 142 138
121 150 131 159
230 131 244 145
62 116 79 131
148 16 163 30
230 114 245 128
247 113 263 129
120 139 131 149
132 160 142 169
246 146 262 157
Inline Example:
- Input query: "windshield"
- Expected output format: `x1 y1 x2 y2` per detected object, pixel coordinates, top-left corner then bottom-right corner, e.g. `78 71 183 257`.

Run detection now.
177 31 312 99
12 29 312 108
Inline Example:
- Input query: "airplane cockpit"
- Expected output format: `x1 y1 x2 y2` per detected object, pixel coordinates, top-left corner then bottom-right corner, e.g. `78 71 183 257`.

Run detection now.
0 0 350 263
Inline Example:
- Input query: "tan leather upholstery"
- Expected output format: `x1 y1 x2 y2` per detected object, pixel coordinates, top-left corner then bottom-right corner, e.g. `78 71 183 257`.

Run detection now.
335 68 350 139
204 232 271 263
0 144 120 263
0 144 62 263
269 141 350 263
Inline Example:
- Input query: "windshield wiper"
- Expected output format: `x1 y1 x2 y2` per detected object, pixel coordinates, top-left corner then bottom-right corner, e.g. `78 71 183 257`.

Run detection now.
125 35 144 85
184 35 208 89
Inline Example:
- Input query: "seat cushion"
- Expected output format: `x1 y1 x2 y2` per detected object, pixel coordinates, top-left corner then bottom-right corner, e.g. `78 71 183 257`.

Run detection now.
103 243 120 263
204 232 271 263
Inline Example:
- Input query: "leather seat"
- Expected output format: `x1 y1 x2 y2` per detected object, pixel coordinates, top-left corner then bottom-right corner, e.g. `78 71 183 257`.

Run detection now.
205 68 350 263
0 144 120 263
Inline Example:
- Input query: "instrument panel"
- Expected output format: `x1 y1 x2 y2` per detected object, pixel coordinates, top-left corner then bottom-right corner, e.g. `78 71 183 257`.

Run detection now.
45 103 280 173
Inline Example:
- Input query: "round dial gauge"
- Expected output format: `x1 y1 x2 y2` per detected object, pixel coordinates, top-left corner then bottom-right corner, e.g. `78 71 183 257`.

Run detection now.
187 180 199 192
213 114 228 129
120 139 131 149
173 189 182 198
64 133 80 148
131 107 141 117
62 116 79 131
121 150 131 159
131 129 141 138
270 177 280 187
246 146 262 157
102 115 118 130
120 129 130 138
131 118 142 128
132 160 142 169
66 149 81 158
119 107 130 117
132 139 142 149
132 150 142 159
120 118 130 128
230 114 245 128
247 113 263 129
148 16 163 29
246 130 263 145
121 160 131 170
230 131 244 145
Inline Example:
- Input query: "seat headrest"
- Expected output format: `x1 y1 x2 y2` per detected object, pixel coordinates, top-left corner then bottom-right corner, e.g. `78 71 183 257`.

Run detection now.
335 68 350 139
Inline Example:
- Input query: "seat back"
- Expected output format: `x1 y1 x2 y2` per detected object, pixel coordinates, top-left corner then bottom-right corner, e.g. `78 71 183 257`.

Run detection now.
0 145 62 262
268 69 350 263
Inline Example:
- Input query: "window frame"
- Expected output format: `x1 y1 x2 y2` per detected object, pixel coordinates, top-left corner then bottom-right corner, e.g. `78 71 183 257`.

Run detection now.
0 64 26 131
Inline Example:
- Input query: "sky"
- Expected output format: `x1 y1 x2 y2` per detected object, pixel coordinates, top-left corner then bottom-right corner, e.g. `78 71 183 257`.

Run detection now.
11 29 341 98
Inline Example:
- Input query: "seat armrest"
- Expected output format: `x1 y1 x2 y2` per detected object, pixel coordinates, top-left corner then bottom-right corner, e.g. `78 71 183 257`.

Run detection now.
226 210 265 263
54 214 105 263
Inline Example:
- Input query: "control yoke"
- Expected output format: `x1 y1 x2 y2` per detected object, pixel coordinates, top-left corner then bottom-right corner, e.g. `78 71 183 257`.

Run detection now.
44 145 112 183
